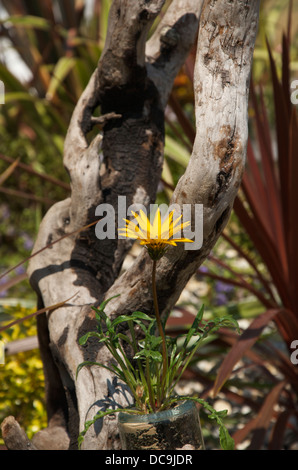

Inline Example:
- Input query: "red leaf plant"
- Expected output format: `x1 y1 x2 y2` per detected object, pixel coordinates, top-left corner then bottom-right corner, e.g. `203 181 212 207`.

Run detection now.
201 17 298 450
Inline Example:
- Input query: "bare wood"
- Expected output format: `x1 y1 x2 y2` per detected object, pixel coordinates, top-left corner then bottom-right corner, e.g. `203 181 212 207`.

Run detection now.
4 336 38 355
146 0 204 108
1 416 37 450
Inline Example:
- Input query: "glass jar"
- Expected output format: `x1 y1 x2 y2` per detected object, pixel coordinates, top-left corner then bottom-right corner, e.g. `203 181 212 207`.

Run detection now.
118 400 205 450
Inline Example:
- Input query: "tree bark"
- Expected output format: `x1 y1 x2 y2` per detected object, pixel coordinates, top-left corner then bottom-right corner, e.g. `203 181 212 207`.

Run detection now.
3 0 260 450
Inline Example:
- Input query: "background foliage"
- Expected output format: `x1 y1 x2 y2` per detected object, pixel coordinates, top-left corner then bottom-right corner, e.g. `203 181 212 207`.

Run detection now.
0 0 297 449
0 305 46 444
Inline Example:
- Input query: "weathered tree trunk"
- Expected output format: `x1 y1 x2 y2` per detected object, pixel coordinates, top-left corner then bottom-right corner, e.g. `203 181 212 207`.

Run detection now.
1 0 260 450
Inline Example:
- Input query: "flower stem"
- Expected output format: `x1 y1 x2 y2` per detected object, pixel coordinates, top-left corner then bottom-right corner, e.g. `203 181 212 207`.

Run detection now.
146 356 156 412
151 259 168 406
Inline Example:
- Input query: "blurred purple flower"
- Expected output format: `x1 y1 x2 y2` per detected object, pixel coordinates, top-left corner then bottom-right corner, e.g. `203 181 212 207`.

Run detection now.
199 265 209 273
0 204 10 221
21 232 34 250
14 265 26 275
214 292 228 306
0 275 8 298
215 280 234 294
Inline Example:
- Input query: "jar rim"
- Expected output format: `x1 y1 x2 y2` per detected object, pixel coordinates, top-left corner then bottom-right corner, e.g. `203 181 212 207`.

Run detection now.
118 399 197 424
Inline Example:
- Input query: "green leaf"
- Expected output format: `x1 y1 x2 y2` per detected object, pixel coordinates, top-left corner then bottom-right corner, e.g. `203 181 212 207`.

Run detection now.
183 304 205 348
114 331 133 344
98 295 120 312
91 307 104 329
46 57 76 100
76 360 105 378
130 311 153 321
0 15 51 31
4 92 37 103
0 63 27 92
111 311 154 335
78 331 100 346
111 315 133 327
134 349 162 362
213 409 228 419
219 425 235 450
145 334 162 350
165 135 190 167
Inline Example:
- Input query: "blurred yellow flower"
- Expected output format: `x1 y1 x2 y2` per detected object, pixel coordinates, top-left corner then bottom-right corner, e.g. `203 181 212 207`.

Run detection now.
119 208 193 260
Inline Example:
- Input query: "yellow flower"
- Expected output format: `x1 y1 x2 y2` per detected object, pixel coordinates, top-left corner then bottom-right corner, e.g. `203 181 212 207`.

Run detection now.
119 208 193 260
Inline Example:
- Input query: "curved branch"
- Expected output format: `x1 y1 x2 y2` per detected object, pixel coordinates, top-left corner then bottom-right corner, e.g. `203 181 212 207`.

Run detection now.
146 0 203 108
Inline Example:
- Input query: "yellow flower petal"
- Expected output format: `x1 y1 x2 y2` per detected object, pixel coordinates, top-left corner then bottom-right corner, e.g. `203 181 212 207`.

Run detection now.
131 210 150 235
150 208 161 239
118 206 194 259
